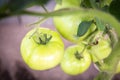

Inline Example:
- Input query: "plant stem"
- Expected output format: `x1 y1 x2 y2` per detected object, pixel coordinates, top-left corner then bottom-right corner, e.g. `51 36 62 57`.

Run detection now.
20 8 120 34
28 17 48 27
41 5 49 13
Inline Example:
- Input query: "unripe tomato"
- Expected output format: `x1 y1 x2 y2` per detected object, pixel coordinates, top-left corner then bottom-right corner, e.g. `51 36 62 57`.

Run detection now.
20 27 64 70
61 44 91 75
88 32 112 62
53 1 96 43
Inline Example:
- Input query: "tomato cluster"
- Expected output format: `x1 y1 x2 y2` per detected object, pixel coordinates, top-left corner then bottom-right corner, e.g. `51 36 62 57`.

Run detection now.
20 0 120 76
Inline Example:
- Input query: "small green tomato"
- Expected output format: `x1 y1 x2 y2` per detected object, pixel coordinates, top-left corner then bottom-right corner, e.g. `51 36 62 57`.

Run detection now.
88 32 112 62
61 44 91 75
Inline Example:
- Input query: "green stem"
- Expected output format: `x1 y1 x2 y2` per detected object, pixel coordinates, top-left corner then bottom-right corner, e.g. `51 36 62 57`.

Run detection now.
75 44 87 60
27 17 48 27
20 8 120 34
41 5 49 13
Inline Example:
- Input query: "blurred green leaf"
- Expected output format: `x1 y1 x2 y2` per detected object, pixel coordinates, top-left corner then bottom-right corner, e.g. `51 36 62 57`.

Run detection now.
8 0 34 12
0 0 7 7
94 72 112 80
109 0 120 21
0 0 50 19
8 0 50 12
81 0 112 10
81 0 92 8
99 0 112 8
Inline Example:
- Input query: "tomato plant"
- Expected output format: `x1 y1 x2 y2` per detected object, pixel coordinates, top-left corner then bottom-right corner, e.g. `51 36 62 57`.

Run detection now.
20 27 64 70
61 44 91 75
1 0 120 80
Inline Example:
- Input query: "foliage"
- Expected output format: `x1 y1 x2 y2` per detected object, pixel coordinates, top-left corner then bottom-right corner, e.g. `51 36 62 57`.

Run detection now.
0 0 50 19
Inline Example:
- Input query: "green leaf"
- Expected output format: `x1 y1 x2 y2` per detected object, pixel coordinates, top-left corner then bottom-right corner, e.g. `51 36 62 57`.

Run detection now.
81 0 112 10
8 0 33 12
0 0 50 19
95 17 105 31
100 0 112 7
109 0 120 21
101 5 109 12
81 0 99 8
89 0 98 9
77 21 92 37
81 0 92 8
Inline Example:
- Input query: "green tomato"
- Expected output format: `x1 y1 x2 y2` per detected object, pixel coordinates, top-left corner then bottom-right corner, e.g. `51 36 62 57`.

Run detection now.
20 27 64 70
61 44 91 75
88 32 112 62
53 2 96 43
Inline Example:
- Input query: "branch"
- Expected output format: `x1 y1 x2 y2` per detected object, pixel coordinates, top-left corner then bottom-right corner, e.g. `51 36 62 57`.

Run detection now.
20 8 120 34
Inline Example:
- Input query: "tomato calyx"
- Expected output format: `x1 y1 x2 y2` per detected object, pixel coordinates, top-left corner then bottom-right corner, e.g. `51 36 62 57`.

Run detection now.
38 34 52 45
31 32 52 45
75 51 83 60
74 45 87 60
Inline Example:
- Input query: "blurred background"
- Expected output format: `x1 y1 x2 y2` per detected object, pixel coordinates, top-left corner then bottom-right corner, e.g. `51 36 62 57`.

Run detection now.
0 0 120 80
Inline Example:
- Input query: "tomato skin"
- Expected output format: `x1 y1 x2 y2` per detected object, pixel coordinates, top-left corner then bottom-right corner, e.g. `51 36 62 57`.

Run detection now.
20 28 64 70
53 2 96 43
61 44 91 75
